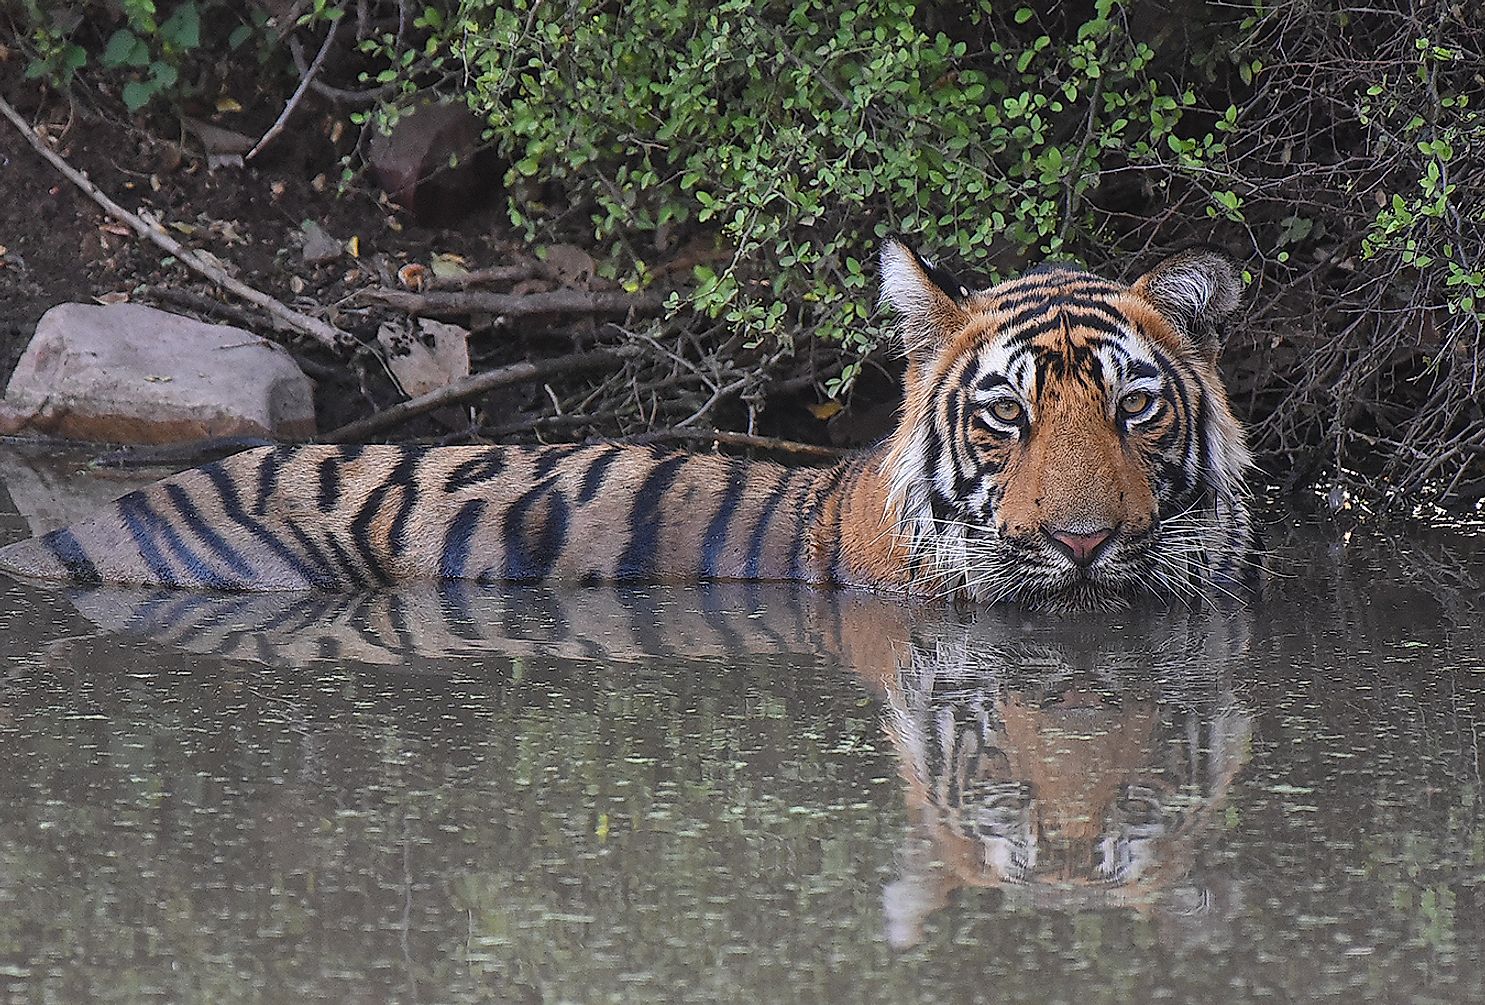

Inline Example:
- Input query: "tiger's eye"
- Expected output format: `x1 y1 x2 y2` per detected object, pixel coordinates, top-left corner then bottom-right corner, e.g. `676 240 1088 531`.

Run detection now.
990 399 1024 424
1119 391 1153 417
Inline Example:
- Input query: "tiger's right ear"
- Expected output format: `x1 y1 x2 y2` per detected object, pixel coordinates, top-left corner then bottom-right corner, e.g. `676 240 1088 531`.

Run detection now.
879 238 971 367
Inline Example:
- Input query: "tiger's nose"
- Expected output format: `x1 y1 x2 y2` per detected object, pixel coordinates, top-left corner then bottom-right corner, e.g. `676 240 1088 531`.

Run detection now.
1043 526 1115 567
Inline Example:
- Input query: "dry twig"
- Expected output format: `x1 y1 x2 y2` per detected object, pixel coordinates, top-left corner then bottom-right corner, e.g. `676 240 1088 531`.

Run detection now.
289 34 398 107
321 347 626 442
363 287 666 318
248 19 340 161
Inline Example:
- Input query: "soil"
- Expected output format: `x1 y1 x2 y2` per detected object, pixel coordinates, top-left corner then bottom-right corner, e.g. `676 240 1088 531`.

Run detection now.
0 63 637 438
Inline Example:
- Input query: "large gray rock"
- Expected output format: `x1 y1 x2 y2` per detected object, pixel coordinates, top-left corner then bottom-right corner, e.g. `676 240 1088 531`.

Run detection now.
0 303 316 443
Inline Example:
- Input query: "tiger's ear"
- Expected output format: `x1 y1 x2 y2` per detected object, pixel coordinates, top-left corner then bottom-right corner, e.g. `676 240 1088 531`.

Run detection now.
879 238 971 367
1130 246 1243 360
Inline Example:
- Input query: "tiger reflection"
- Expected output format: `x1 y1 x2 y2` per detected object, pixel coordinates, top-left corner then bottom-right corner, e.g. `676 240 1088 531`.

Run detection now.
38 581 1251 947
868 619 1253 947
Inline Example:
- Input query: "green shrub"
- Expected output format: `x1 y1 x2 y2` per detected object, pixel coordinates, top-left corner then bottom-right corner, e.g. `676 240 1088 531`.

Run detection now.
15 0 283 111
441 0 1244 391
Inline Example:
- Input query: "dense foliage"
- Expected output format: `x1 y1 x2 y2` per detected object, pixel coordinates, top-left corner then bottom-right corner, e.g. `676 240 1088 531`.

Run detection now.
446 0 1244 386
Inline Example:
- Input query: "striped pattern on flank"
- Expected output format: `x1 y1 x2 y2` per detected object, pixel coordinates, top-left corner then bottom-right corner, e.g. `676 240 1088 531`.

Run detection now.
0 443 885 593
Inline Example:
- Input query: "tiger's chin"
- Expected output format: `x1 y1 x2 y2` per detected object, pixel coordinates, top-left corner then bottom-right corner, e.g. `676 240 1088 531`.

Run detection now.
963 578 1139 614
950 555 1168 613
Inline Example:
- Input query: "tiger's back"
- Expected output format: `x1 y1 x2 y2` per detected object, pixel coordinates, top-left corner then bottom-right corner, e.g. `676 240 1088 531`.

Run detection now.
1 442 902 592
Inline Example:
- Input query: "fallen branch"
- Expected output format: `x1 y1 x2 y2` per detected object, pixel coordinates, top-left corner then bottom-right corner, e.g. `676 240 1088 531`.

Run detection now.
627 428 846 460
363 287 666 318
248 19 339 161
0 94 355 354
321 347 625 442
479 411 627 438
427 261 556 290
145 286 267 332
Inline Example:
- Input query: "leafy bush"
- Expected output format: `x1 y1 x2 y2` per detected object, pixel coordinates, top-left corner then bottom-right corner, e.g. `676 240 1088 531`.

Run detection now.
15 0 278 111
442 0 1247 390
425 0 1483 504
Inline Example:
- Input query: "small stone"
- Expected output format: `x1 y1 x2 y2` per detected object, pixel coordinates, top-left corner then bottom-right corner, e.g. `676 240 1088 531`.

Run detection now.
0 303 316 444
300 220 343 265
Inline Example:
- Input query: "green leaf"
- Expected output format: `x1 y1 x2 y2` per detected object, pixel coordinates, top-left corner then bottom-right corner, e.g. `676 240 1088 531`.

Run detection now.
122 80 155 112
1014 7 1034 24
160 2 201 50
149 61 178 88
102 29 143 68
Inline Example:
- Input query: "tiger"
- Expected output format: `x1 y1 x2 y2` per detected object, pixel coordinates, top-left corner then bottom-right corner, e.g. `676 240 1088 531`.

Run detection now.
0 238 1256 611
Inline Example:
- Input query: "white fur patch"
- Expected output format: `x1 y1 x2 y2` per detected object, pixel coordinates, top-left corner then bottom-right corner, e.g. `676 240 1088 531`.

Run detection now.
1147 267 1216 321
878 239 936 319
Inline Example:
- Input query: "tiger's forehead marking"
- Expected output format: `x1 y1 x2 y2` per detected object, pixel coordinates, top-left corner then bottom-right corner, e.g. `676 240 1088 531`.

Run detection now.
943 269 1165 402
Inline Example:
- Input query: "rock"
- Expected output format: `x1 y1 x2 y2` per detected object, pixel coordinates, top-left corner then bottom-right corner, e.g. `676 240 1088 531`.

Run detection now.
0 303 316 444
299 220 343 265
368 99 491 222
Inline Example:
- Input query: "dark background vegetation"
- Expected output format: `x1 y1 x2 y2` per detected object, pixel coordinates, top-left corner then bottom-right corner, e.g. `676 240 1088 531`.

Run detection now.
3 0 1483 510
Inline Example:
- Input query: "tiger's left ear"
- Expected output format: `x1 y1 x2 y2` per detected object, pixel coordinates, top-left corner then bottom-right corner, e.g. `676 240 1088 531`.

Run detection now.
879 238 971 368
1130 246 1243 360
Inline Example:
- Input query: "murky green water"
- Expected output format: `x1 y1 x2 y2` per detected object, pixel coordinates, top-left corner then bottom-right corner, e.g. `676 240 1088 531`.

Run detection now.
1 448 1484 1003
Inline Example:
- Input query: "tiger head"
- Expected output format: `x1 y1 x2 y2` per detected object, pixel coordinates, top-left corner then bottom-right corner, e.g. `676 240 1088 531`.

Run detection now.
878 240 1255 611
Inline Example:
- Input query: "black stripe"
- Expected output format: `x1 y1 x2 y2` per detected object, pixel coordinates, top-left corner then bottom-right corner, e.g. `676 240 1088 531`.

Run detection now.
204 464 333 589
1128 360 1159 381
347 449 423 586
163 484 257 582
253 448 284 518
386 455 426 557
502 481 570 581
615 454 688 580
790 463 851 582
700 460 750 578
826 503 847 586
317 456 341 511
444 450 507 493
441 499 485 580
743 471 797 579
533 445 578 481
119 492 236 588
39 528 101 584
321 533 369 588
977 372 1012 393
115 494 179 585
577 447 623 505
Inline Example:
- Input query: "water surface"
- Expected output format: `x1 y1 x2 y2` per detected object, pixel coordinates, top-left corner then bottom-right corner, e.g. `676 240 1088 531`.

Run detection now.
1 448 1483 1003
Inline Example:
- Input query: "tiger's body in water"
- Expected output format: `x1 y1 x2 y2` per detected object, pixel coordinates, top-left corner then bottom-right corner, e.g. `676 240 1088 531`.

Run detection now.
0 239 1258 611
